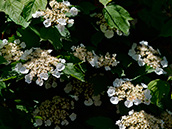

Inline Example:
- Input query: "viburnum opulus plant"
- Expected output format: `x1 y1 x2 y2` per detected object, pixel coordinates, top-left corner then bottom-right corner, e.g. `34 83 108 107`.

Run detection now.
0 0 172 129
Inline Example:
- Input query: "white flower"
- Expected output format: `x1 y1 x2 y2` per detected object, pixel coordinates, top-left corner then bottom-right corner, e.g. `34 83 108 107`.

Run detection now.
64 82 73 93
45 119 51 126
107 86 116 97
132 54 141 61
100 24 107 33
131 43 137 49
116 120 121 125
104 30 114 39
32 11 44 18
141 83 148 88
0 39 8 48
89 55 99 68
140 41 148 46
47 49 53 53
36 78 44 86
133 98 142 105
161 56 168 68
110 97 119 104
54 125 61 129
25 74 33 84
128 109 134 115
116 29 123 36
63 1 71 6
84 98 93 106
52 81 58 88
105 66 111 71
61 120 69 126
20 42 26 48
137 59 145 66
20 49 33 60
70 95 79 101
113 78 124 87
52 69 61 78
59 58 66 63
45 83 51 89
57 18 67 26
69 113 77 121
124 100 133 108
94 100 102 106
69 7 78 16
92 94 100 101
128 49 136 57
155 67 164 75
39 73 49 80
68 19 74 26
144 89 152 105
15 63 29 74
36 119 43 126
56 63 65 71
43 19 51 28
56 24 65 33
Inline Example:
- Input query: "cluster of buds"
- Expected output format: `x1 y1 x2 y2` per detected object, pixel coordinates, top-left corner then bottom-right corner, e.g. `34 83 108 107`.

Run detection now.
14 48 66 86
160 110 172 129
64 79 102 106
32 0 78 32
107 78 152 108
33 96 76 129
71 44 119 71
116 110 164 129
0 39 26 64
93 13 124 38
128 41 168 75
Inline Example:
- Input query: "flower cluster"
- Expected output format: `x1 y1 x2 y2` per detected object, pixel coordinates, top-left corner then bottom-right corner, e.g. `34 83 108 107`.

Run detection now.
64 79 102 106
71 44 119 71
32 0 78 32
33 96 76 129
128 41 168 75
107 78 152 108
116 110 164 129
14 48 66 86
0 39 26 64
160 110 172 129
93 13 124 38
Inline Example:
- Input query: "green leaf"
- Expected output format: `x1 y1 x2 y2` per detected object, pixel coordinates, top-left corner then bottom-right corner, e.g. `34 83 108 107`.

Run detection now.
0 81 6 96
160 19 172 37
148 79 170 107
40 27 63 50
63 63 85 82
0 0 30 27
21 0 47 21
16 105 28 113
99 0 112 6
0 56 7 64
86 116 115 129
103 4 133 35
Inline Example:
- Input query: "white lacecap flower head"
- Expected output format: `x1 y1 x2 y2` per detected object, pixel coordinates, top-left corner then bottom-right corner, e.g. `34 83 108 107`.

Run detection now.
45 119 51 126
128 109 134 115
69 7 78 16
64 82 72 93
36 78 44 86
161 56 168 68
20 42 26 48
52 81 58 88
124 100 133 108
107 86 116 97
45 83 51 89
84 98 93 106
141 83 148 88
56 63 65 71
139 40 148 46
43 19 51 28
110 96 119 104
113 78 125 87
104 30 114 39
69 113 77 121
36 119 43 126
52 69 61 78
25 74 33 84
100 24 107 33
57 18 67 26
63 0 71 6
39 73 49 80
32 11 44 18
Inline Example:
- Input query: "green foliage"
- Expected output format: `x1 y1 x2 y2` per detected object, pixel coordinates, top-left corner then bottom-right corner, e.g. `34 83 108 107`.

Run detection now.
86 116 116 129
63 63 85 82
99 0 112 6
148 79 170 108
103 3 133 35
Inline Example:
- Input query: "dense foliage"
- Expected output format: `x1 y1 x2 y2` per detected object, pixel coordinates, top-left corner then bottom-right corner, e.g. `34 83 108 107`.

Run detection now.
0 0 172 129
